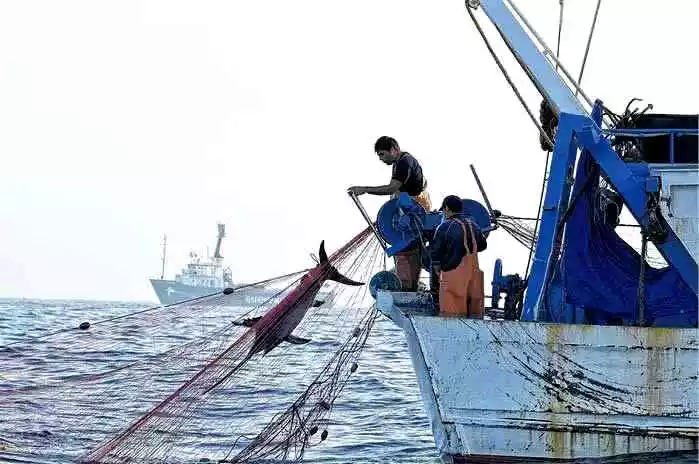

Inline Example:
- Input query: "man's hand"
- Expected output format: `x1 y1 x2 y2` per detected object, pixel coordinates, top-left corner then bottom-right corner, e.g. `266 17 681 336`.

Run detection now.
347 186 366 196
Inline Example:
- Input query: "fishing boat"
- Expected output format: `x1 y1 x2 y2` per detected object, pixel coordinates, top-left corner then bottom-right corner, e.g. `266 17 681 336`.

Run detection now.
2 2 696 463
358 0 699 461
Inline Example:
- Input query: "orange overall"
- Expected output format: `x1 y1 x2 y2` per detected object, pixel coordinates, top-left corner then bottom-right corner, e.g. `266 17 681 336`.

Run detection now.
439 218 485 318
393 187 432 291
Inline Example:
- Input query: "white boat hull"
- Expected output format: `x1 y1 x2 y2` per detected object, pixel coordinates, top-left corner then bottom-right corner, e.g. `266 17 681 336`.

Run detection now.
377 291 699 462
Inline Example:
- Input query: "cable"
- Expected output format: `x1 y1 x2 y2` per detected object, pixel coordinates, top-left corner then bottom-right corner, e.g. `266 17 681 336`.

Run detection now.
503 0 595 111
576 0 603 97
523 149 550 282
464 2 554 149
556 0 564 71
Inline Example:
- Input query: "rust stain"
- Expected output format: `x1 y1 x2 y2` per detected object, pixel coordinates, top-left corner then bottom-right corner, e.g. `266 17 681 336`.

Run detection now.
545 326 569 457
646 328 679 416
546 427 568 458
545 324 563 354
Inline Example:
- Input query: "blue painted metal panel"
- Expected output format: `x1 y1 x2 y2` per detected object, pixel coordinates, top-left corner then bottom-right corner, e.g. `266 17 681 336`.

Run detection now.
461 199 492 235
478 0 587 117
376 194 431 257
526 100 697 320
521 113 583 321
492 258 503 307
535 105 605 324
670 133 676 163
645 176 660 193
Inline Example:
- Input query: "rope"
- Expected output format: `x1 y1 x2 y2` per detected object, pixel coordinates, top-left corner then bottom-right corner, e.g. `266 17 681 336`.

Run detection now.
523 149 550 282
502 0 595 112
497 217 538 249
575 0 602 97
503 215 540 221
502 215 640 228
464 2 554 149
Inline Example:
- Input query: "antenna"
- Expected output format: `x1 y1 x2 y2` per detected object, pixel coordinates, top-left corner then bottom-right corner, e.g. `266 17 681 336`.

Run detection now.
214 223 226 259
160 234 167 280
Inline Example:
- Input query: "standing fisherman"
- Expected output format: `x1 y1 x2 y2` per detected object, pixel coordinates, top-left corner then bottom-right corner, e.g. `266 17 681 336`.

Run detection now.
348 136 432 291
429 195 487 317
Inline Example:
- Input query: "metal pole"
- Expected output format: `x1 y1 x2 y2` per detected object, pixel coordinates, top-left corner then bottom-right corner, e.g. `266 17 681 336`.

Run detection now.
348 192 388 251
469 164 495 216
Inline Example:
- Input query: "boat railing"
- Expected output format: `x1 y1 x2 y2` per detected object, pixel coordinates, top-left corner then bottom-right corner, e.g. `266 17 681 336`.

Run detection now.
604 127 699 164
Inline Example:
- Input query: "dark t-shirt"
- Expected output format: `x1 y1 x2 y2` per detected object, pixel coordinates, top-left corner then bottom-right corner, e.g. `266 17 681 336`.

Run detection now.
391 152 425 196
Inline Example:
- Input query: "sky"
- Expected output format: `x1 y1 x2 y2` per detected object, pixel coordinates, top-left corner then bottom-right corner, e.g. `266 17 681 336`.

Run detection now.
0 0 697 302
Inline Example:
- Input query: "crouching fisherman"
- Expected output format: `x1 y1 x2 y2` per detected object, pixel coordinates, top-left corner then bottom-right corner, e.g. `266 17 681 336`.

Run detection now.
429 195 487 318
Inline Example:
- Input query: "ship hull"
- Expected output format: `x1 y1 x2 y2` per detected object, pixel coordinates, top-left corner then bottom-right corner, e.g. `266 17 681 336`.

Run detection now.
150 279 280 306
377 291 699 463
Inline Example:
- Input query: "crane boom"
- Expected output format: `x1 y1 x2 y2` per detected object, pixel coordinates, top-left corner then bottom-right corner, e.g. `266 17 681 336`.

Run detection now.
467 0 698 320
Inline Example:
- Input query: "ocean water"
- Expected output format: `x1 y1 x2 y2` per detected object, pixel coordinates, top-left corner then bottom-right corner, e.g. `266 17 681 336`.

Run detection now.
0 298 695 464
0 298 439 464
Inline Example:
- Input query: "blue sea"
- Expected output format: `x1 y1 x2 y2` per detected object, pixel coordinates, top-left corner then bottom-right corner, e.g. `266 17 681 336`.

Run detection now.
0 298 695 464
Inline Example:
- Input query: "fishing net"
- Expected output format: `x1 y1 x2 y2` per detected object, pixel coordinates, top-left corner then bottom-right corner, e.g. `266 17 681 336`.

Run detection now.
497 214 666 268
219 307 379 464
497 215 538 249
0 226 386 463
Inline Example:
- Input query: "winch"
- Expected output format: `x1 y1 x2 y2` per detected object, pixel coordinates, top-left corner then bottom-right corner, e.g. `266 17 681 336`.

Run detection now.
491 258 526 320
375 193 492 260
366 193 526 319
